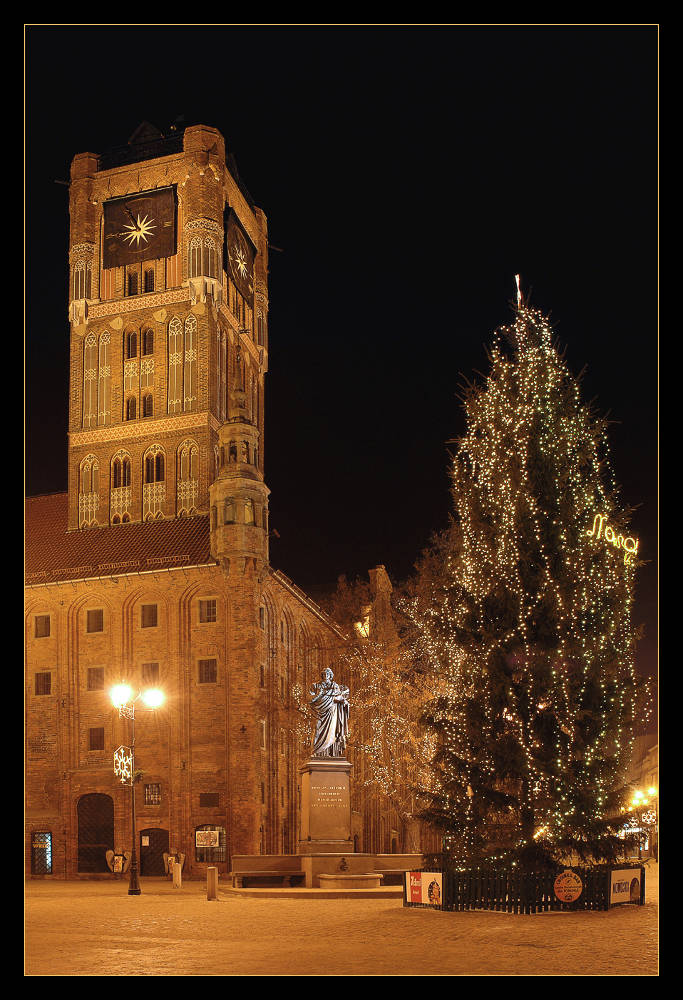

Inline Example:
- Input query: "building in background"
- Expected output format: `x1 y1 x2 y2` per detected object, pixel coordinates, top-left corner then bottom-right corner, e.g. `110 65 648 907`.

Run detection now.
25 122 413 878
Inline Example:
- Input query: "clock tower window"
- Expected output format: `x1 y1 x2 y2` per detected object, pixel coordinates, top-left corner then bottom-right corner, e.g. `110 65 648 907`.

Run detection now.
177 439 199 516
125 397 137 421
78 455 100 528
82 331 111 429
73 262 92 301
110 451 132 525
188 235 220 280
126 269 139 297
143 267 155 293
143 445 166 520
167 315 197 415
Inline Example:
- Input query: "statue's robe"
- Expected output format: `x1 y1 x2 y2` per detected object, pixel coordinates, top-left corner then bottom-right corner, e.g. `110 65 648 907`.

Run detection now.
311 680 349 756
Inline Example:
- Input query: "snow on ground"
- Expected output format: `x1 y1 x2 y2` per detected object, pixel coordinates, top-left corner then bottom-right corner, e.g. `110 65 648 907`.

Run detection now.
24 861 658 976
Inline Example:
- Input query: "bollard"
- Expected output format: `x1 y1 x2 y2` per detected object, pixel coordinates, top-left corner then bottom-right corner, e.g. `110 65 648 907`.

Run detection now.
206 866 218 900
173 861 182 889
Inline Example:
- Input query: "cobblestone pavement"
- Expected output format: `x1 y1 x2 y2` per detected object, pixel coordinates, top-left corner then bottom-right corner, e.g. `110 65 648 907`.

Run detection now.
24 862 658 976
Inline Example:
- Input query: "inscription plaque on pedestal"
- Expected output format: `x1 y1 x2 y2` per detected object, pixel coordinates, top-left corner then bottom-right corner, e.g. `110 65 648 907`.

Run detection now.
298 757 352 854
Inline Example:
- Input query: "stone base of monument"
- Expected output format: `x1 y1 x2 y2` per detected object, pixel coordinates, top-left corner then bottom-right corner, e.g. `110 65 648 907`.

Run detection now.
299 852 378 888
318 872 383 889
298 757 352 850
298 756 381 887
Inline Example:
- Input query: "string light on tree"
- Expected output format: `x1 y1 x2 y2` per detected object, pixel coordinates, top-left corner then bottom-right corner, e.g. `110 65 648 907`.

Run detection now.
403 286 649 870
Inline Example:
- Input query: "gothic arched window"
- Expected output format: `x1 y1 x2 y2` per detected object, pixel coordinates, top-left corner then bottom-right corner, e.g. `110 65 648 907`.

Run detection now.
142 329 154 356
125 397 136 421
97 332 111 426
167 317 183 414
205 238 218 279
110 450 132 524
183 314 197 412
177 439 199 515
83 332 98 429
143 445 165 520
189 236 202 279
79 455 99 528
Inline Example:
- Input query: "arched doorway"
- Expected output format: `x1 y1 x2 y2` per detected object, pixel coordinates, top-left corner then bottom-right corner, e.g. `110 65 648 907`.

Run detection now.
77 793 114 873
140 828 169 876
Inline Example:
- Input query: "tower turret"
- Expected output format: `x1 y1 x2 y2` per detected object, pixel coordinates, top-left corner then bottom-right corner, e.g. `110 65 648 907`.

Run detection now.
210 342 269 575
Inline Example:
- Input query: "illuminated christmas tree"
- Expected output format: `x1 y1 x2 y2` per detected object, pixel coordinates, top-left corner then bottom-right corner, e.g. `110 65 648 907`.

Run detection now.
405 299 646 869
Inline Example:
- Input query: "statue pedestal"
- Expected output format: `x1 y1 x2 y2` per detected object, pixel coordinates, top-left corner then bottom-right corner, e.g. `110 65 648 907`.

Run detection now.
298 757 361 888
298 757 353 854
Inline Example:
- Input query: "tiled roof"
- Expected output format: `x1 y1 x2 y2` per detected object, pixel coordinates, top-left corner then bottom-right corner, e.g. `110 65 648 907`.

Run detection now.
25 493 215 585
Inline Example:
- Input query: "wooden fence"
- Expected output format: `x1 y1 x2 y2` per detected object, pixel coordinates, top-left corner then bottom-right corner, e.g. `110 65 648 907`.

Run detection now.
405 863 645 913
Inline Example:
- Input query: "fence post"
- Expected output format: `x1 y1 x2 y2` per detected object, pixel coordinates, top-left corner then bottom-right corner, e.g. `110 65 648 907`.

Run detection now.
173 861 182 889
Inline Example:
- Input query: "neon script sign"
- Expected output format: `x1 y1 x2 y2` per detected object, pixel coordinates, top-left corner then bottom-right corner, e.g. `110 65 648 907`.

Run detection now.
587 514 639 565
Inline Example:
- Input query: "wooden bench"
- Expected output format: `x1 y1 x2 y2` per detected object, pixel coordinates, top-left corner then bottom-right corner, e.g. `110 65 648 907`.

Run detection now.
375 869 408 886
373 855 425 887
228 855 306 888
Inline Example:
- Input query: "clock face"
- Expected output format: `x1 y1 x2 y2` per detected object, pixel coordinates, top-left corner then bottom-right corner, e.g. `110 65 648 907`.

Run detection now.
226 214 254 302
103 187 176 269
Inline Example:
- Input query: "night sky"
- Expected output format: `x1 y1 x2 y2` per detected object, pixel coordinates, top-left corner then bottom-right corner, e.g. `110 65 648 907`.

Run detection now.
25 25 658 690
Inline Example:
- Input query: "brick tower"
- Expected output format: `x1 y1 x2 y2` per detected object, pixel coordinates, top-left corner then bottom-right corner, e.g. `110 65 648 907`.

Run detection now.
66 121 269 543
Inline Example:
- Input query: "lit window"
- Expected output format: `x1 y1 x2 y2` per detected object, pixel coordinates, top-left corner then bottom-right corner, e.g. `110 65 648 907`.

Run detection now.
144 783 162 806
194 825 226 863
31 832 52 875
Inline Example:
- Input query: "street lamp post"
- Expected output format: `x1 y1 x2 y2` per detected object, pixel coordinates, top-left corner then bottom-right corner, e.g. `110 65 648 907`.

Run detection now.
627 786 658 861
111 684 164 896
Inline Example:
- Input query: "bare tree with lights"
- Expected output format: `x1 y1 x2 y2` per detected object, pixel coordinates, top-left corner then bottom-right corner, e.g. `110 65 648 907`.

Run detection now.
403 300 648 870
297 574 436 853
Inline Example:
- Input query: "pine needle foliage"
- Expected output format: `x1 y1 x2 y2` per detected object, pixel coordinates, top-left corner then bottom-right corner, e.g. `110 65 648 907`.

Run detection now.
403 304 647 870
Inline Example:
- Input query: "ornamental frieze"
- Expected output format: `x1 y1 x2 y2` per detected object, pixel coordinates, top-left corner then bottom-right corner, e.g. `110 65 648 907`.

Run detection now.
185 218 222 233
70 410 220 447
88 287 189 319
70 242 95 265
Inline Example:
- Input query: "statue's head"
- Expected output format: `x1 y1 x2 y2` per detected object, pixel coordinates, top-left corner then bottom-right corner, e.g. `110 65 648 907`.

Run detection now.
323 667 334 683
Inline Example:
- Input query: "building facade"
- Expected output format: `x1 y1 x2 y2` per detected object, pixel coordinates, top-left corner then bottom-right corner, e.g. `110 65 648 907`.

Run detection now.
25 122 414 879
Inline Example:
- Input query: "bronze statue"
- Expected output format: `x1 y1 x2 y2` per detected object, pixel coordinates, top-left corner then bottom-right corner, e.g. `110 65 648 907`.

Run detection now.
310 668 350 757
